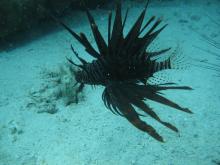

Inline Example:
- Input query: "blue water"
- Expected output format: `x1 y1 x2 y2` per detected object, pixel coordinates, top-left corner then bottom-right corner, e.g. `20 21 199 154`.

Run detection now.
0 0 220 165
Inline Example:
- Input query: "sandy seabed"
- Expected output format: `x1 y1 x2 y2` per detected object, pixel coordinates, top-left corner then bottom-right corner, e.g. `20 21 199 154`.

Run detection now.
0 0 220 165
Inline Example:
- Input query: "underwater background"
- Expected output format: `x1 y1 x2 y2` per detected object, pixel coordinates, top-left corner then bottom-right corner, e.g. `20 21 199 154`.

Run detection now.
0 0 220 164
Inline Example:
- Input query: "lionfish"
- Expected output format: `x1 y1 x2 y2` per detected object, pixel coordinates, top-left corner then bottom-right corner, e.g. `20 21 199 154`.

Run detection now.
54 0 192 142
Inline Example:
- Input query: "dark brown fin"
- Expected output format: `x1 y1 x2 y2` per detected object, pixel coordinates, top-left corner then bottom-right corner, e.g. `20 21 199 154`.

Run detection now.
102 82 192 141
85 9 108 56
51 15 100 58
126 0 150 39
50 15 81 41
144 86 193 113
102 89 117 115
121 86 178 132
143 24 168 47
108 11 112 46
122 8 129 30
106 87 145 117
120 105 164 142
102 87 124 116
124 4 147 47
139 16 155 34
156 83 177 85
153 85 193 91
123 7 150 57
135 101 178 132
133 23 168 60
110 0 123 55
102 83 164 142
145 19 162 36
120 83 192 114
66 57 90 76
70 45 87 65
124 0 149 42
110 85 164 142
66 57 84 69
129 22 168 61
79 33 100 58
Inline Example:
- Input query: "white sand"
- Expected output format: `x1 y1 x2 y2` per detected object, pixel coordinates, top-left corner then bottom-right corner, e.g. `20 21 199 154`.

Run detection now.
0 0 220 165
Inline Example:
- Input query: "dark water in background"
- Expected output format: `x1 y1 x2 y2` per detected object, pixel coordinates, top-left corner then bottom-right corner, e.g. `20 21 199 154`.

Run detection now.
0 0 220 165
